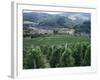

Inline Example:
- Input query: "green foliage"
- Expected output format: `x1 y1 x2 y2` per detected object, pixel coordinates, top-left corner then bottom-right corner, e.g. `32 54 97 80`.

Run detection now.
81 44 91 66
73 43 83 66
60 44 75 67
23 42 91 69
23 46 49 69
50 45 63 67
23 35 89 47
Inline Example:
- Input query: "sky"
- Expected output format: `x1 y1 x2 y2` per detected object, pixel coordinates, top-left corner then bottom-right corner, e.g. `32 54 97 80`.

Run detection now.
23 10 91 21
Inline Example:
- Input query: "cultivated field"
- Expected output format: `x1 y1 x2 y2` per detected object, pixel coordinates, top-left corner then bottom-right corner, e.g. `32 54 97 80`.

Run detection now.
23 34 91 69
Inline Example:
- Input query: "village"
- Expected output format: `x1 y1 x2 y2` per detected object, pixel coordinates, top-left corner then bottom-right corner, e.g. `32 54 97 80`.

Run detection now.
29 27 75 35
23 21 75 36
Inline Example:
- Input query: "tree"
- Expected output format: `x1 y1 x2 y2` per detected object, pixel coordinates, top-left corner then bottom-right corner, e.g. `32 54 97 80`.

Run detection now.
73 43 83 66
60 44 75 67
53 30 58 34
81 44 91 66
50 45 62 67
23 46 49 69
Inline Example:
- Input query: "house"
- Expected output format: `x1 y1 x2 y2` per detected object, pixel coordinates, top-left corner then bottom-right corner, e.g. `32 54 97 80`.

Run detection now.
29 27 53 34
29 27 75 35
58 28 75 35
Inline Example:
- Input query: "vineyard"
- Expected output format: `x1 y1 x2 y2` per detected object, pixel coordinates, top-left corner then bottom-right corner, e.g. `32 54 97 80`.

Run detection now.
23 35 91 69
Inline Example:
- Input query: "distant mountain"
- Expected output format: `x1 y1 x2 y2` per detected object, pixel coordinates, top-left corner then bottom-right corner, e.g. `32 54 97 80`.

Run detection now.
23 12 50 22
23 11 91 34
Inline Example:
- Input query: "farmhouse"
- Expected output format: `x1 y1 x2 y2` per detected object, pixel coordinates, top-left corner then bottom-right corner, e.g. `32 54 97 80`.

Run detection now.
58 28 75 35
29 27 75 35
38 29 53 34
29 27 53 34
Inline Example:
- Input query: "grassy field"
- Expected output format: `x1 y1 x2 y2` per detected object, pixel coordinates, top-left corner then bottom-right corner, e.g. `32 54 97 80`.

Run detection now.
23 34 90 48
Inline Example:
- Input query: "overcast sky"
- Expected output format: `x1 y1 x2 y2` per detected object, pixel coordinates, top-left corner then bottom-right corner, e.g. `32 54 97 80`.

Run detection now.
23 10 91 21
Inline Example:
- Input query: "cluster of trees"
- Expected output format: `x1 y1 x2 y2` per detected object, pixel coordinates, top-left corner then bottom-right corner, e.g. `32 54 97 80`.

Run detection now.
23 42 91 69
74 21 91 34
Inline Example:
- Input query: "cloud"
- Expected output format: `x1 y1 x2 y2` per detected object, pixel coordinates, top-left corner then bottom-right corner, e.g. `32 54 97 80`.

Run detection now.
68 13 90 21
